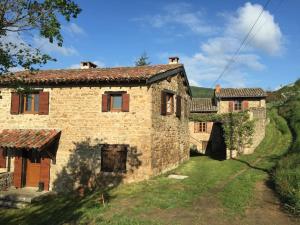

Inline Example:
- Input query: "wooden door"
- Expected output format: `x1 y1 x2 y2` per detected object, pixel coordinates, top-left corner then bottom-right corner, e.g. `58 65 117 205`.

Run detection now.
26 159 41 187
14 156 23 188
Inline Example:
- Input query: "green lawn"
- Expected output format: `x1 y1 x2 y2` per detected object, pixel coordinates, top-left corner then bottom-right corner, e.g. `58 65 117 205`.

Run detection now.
0 109 292 225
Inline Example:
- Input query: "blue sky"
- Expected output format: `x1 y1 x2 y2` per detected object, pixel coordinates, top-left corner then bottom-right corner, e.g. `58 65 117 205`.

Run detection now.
28 0 300 90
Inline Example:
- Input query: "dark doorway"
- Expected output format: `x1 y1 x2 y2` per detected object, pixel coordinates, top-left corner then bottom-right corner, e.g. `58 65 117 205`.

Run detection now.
206 122 227 160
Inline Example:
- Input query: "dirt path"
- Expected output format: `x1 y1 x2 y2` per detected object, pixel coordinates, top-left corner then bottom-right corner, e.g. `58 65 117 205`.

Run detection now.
136 158 300 225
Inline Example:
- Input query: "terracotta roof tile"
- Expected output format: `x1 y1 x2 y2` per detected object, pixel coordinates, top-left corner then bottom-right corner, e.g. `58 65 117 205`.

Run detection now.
190 98 218 112
215 88 266 98
0 64 183 85
0 129 61 150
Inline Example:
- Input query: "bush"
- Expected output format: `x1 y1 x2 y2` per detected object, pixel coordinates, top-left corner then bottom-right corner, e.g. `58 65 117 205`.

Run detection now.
273 82 300 215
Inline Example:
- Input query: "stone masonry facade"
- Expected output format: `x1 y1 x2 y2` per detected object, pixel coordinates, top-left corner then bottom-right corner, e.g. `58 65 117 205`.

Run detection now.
189 88 267 159
0 71 190 191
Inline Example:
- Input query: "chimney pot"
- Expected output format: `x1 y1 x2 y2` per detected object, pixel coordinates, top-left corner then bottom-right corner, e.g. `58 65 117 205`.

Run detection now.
215 84 221 93
168 56 179 64
80 61 97 69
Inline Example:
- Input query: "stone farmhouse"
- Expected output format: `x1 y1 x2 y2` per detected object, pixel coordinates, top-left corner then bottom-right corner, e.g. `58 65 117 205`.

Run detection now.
0 57 191 191
190 85 267 160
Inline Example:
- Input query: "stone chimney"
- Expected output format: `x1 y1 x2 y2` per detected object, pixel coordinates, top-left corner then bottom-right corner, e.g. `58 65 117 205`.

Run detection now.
215 84 221 93
168 56 179 64
80 61 97 69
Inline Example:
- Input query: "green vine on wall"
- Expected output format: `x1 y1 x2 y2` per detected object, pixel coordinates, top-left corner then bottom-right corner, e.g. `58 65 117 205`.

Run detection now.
190 111 255 157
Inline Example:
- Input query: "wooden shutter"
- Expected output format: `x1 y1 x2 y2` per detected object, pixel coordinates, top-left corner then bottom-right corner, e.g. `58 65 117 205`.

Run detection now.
39 91 49 115
40 157 51 191
229 101 234 112
14 156 22 188
243 100 249 110
207 122 213 134
11 93 20 114
176 95 182 118
161 91 167 115
102 94 108 112
0 148 6 168
122 93 130 112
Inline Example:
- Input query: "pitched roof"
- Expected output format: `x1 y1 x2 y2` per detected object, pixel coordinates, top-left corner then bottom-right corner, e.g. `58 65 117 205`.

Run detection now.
190 98 218 112
215 88 266 98
0 64 183 86
0 129 61 150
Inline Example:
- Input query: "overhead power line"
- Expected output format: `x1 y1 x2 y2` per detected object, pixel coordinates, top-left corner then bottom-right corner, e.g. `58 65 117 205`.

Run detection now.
211 0 272 87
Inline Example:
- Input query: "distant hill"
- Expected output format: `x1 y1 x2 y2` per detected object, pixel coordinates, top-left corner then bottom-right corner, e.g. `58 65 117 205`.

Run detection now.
190 86 214 98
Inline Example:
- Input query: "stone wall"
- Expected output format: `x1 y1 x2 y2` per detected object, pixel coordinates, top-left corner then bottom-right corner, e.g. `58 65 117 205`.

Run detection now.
151 74 190 175
0 85 153 190
0 75 191 190
218 99 266 113
189 121 213 154
243 107 267 154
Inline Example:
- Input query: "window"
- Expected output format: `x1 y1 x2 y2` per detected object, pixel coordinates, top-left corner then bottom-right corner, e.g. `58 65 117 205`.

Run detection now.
21 93 40 114
102 92 130 112
101 145 127 173
11 91 49 115
110 94 122 112
194 122 207 133
166 93 174 114
234 100 242 111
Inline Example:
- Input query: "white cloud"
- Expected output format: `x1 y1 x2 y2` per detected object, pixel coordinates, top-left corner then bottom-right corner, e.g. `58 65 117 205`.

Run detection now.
226 2 283 55
33 36 78 56
134 3 216 35
178 2 283 87
64 23 86 36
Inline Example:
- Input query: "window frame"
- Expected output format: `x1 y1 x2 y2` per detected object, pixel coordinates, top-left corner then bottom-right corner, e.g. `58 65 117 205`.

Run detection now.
234 100 242 111
195 122 207 133
109 94 123 112
166 93 174 115
21 92 40 114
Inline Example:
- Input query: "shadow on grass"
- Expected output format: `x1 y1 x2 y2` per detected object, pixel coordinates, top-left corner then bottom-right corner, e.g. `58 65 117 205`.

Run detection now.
232 158 270 174
0 138 143 225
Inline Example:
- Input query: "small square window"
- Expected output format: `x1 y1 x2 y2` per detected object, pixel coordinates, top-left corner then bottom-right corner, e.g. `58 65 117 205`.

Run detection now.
111 95 122 111
234 100 242 111
21 93 39 114
194 122 207 133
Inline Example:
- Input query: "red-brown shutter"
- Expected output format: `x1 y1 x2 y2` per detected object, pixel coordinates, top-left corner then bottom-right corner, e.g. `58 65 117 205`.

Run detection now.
0 148 6 168
40 157 50 191
176 95 182 118
14 156 22 188
122 93 130 112
161 91 167 115
243 100 249 110
39 91 49 115
11 93 20 114
102 94 108 112
229 101 234 112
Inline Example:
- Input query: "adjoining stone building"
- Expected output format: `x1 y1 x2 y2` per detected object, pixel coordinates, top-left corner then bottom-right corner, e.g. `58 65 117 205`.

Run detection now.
190 85 267 160
0 57 191 191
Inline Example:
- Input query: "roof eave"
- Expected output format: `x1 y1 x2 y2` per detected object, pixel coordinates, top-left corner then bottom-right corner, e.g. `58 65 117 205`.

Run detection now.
146 66 192 96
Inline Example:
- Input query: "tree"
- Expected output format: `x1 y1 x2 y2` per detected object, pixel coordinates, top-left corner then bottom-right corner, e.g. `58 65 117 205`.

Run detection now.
0 0 81 75
135 52 151 66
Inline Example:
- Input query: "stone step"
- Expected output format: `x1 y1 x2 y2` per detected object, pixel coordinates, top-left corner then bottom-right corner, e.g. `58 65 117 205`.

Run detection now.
0 193 33 203
0 200 28 209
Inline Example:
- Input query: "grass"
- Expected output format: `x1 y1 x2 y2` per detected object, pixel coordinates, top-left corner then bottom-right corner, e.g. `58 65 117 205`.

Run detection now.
0 110 294 224
273 80 300 214
218 109 292 215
